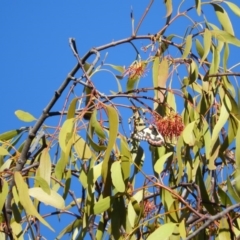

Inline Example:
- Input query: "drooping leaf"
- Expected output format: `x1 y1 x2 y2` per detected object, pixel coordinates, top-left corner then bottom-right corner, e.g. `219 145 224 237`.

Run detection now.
0 179 8 211
15 110 36 122
223 43 229 71
28 187 65 209
211 3 234 35
67 98 78 119
210 95 231 154
0 127 27 141
0 146 10 156
211 29 240 46
227 176 240 202
164 0 172 17
182 35 192 59
200 28 212 65
157 58 169 103
182 121 196 146
56 219 82 239
152 56 159 98
188 60 198 84
111 161 125 193
93 196 112 214
148 223 176 240
195 39 204 59
154 152 173 174
90 110 106 139
73 134 92 160
224 1 240 17
59 118 74 153
195 0 201 15
120 136 131 184
101 106 119 185
34 176 51 195
37 149 51 186
14 172 54 231
219 217 231 240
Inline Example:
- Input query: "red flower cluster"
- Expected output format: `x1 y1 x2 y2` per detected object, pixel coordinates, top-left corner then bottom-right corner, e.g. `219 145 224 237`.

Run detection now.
154 112 184 140
124 61 147 79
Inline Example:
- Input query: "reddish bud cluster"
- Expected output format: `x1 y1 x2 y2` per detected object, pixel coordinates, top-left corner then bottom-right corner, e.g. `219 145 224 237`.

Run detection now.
124 61 147 79
154 112 184 140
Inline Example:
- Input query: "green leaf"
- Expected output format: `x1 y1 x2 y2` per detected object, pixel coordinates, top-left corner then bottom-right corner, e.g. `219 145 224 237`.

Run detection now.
227 177 240 202
182 121 196 146
195 0 201 15
219 217 231 240
120 136 131 184
67 98 78 119
37 149 51 186
93 196 111 214
179 219 186 239
0 179 8 211
152 56 159 98
73 134 92 160
29 187 65 209
154 152 173 174
223 43 229 71
224 1 240 17
210 29 240 46
10 221 23 240
111 161 125 193
196 167 216 215
195 39 204 59
0 128 27 141
14 172 54 231
59 118 74 153
106 64 125 74
79 168 88 189
63 169 71 199
34 176 51 195
200 28 212 65
102 106 119 184
164 0 172 17
90 110 106 139
218 186 232 207
188 60 198 84
236 125 240 169
0 146 10 156
15 110 36 122
209 45 220 75
148 223 176 240
210 96 231 154
56 219 82 239
211 3 234 35
157 58 169 101
182 35 192 59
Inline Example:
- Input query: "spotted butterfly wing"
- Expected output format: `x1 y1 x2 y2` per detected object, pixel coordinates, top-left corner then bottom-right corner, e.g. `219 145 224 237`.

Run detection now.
131 124 164 146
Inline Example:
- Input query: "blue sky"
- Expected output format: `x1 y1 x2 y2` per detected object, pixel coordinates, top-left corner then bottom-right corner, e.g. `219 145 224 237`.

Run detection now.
1 1 240 239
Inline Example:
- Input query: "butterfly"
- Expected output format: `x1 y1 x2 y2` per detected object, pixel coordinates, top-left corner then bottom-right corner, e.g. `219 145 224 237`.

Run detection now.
129 110 164 147
131 124 164 146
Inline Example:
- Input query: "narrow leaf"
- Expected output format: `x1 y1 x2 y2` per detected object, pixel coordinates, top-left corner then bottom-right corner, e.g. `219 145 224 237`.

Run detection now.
111 161 125 193
102 106 119 184
29 187 65 209
211 30 240 46
211 3 234 35
182 35 192 59
0 146 10 156
164 0 172 17
93 196 111 214
14 172 54 231
148 223 176 240
224 1 240 17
